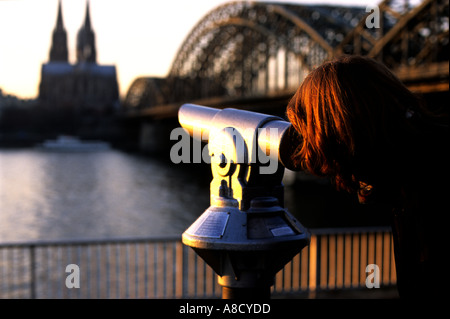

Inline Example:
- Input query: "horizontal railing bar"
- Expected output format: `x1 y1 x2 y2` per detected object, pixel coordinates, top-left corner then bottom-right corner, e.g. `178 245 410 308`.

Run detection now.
310 226 392 235
0 235 182 249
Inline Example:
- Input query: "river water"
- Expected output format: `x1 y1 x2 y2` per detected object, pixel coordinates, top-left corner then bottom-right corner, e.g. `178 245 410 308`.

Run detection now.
0 148 212 243
0 148 390 244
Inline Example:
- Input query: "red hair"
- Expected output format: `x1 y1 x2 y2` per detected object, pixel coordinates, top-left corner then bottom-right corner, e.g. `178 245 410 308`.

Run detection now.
286 55 429 195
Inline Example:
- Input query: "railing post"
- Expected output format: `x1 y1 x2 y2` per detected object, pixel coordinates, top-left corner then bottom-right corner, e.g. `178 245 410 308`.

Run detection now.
29 245 36 299
308 234 318 299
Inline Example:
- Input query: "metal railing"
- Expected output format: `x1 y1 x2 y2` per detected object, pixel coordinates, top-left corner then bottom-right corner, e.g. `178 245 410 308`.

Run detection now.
0 227 396 299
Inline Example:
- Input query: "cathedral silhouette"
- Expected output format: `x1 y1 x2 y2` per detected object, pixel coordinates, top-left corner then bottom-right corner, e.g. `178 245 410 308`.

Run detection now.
39 0 119 113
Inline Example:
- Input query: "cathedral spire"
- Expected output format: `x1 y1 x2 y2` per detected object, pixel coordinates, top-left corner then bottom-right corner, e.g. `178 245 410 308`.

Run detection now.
49 0 68 62
56 0 64 30
77 0 96 63
84 0 92 30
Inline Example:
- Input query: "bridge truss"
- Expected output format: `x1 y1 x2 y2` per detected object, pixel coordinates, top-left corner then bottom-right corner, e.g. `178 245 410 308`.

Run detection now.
124 0 448 113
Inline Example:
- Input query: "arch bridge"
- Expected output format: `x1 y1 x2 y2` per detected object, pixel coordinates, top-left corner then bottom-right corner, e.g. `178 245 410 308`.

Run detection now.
120 0 448 152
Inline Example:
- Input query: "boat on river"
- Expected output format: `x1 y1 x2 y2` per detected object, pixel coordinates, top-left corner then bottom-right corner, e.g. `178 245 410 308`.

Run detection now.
37 135 111 152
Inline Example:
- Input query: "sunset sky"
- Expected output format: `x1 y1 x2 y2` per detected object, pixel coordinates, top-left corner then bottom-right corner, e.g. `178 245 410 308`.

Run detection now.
1 0 389 100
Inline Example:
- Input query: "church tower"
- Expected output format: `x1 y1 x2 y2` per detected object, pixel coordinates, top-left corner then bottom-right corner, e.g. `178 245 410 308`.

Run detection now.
40 0 119 116
49 0 68 62
76 0 97 63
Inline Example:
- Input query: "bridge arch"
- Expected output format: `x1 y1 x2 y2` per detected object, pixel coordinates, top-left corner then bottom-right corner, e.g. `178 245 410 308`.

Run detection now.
123 77 168 109
167 1 365 103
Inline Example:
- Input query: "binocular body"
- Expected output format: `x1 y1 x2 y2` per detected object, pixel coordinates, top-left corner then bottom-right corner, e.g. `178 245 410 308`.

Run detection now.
178 103 309 299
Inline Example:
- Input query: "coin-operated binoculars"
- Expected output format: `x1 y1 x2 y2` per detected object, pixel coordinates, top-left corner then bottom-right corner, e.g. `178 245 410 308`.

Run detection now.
178 104 310 299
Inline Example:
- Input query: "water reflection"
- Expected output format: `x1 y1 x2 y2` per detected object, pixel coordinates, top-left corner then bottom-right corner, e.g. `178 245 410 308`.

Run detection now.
0 149 210 243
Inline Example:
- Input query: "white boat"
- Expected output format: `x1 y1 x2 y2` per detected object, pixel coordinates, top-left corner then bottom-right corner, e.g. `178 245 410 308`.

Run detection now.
38 135 111 152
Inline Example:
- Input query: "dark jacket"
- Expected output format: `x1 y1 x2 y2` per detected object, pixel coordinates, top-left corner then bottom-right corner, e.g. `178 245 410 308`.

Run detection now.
390 118 448 298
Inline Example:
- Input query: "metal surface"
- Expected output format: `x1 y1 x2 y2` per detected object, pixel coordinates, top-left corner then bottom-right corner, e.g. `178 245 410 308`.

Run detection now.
179 104 310 298
179 103 298 171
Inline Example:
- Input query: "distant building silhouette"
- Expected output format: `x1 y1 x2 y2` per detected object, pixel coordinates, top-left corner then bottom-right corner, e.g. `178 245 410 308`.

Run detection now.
48 0 68 63
39 0 119 112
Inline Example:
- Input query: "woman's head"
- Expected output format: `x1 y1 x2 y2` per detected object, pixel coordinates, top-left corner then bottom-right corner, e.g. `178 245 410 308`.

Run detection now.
286 55 423 194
